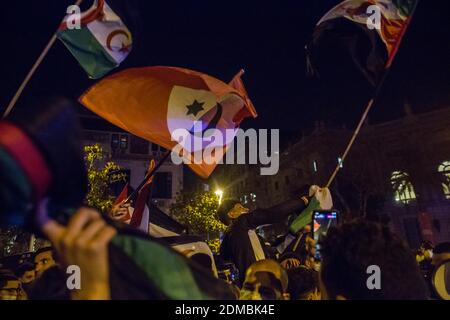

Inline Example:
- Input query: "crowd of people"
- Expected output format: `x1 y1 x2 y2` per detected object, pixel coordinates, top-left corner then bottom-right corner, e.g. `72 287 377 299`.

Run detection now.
1 203 449 300
0 97 449 301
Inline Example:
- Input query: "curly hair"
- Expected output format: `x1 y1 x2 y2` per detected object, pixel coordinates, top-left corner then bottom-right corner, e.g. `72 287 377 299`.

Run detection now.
319 219 429 300
287 266 318 300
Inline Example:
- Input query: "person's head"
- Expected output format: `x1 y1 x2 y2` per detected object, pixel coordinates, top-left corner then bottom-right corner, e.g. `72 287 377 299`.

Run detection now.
240 259 289 300
217 199 249 226
421 240 434 251
34 247 56 278
0 270 22 300
190 253 214 275
27 266 70 300
228 283 241 299
319 219 429 300
287 266 320 300
431 242 450 267
15 262 35 285
418 241 434 259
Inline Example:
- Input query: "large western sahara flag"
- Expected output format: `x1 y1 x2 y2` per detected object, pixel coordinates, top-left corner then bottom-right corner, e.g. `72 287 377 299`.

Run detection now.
79 66 257 179
307 0 418 86
57 0 133 79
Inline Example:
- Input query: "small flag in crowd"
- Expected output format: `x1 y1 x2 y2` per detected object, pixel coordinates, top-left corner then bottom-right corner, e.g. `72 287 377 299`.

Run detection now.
57 0 133 79
306 0 417 86
79 66 257 178
113 161 155 233
113 183 130 221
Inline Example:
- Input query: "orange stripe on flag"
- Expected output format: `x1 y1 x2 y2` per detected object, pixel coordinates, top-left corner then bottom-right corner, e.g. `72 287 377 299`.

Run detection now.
79 66 257 178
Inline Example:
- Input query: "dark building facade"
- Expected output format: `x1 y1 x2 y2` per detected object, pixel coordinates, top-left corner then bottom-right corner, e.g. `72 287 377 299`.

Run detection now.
80 115 183 214
212 105 450 248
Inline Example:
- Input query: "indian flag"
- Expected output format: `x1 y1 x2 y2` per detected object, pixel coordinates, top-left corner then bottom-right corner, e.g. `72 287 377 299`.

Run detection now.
307 0 418 86
57 0 132 79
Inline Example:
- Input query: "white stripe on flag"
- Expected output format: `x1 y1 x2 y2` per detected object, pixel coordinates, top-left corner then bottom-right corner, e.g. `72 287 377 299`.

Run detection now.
86 2 131 63
138 205 150 233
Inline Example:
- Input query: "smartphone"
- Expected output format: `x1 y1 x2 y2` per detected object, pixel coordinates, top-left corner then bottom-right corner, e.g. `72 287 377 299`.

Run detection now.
311 210 339 261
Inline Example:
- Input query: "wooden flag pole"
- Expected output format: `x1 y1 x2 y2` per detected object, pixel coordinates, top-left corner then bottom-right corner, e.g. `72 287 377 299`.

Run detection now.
325 97 375 188
2 0 84 118
325 1 420 189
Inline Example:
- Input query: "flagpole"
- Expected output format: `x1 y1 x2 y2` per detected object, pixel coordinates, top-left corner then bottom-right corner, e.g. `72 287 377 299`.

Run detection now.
325 1 420 189
2 0 84 118
124 150 171 204
325 97 375 188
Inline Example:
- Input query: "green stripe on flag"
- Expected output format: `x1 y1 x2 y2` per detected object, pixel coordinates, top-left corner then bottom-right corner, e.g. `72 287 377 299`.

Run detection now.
111 234 211 300
289 197 321 234
393 0 417 17
57 28 118 79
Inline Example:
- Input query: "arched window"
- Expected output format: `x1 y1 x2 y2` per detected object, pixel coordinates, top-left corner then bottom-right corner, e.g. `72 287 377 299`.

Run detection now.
438 161 450 199
391 171 416 204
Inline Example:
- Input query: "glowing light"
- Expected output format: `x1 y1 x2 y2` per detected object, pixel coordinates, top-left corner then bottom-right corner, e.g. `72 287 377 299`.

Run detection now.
215 189 224 204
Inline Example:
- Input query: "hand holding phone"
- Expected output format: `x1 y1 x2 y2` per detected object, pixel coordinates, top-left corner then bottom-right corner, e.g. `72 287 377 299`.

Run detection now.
311 210 339 261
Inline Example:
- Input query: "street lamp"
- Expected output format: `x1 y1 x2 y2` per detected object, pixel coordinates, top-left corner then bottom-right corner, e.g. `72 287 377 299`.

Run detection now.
215 189 223 204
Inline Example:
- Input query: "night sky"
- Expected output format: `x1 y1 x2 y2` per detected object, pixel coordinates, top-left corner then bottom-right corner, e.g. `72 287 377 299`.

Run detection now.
1 0 449 133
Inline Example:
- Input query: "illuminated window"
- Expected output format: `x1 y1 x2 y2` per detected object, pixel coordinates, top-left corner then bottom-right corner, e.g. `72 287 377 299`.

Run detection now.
391 171 416 204
438 161 450 199
120 134 128 150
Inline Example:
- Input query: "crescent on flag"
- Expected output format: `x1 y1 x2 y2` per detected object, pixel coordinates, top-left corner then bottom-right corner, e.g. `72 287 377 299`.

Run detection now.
188 103 224 136
57 0 133 78
106 29 132 53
